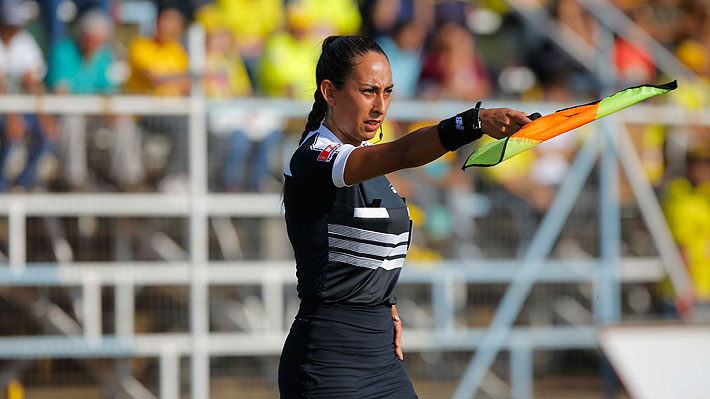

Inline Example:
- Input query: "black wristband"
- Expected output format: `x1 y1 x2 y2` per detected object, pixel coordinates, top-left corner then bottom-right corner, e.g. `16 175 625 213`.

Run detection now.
437 102 484 152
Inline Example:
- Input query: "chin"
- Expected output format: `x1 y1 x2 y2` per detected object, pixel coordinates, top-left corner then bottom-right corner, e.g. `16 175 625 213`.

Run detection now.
361 132 377 142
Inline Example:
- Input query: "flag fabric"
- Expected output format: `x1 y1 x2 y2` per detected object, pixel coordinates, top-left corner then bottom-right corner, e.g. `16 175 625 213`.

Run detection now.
463 81 677 168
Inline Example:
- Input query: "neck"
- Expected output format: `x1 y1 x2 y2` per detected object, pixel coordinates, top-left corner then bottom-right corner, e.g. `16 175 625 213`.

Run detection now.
155 35 170 45
323 117 359 146
0 30 15 44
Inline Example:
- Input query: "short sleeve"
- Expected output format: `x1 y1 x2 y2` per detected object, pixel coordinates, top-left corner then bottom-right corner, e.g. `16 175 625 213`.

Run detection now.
46 40 77 90
287 134 356 188
17 32 45 79
331 145 356 188
128 38 150 71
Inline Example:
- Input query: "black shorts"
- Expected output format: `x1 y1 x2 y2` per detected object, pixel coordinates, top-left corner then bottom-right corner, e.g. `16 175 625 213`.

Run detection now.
278 302 418 399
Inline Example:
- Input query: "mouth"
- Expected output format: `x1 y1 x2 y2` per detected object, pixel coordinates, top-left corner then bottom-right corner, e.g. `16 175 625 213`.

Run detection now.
364 120 381 131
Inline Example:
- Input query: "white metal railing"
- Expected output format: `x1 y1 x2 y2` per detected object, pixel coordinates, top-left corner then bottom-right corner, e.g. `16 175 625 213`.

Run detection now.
1 93 709 123
1 94 707 399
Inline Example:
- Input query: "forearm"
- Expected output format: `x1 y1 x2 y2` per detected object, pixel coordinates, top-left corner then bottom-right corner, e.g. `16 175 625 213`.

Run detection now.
343 107 531 185
23 74 45 96
394 105 534 168
343 125 447 185
394 125 447 169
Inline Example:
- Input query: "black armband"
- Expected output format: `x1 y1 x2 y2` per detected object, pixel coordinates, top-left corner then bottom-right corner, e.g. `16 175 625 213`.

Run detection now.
437 101 484 151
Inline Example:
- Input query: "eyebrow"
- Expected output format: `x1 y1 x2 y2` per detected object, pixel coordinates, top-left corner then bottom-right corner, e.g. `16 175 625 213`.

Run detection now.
360 83 395 90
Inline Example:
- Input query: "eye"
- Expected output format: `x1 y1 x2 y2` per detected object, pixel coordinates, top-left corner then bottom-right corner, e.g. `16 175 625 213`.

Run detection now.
362 88 374 94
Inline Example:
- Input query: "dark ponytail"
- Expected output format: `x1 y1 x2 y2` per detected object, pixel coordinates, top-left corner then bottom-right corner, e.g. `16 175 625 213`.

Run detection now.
301 89 328 144
299 35 387 144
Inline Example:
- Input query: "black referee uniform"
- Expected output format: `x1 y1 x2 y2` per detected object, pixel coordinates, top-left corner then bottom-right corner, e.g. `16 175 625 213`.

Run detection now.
279 125 417 399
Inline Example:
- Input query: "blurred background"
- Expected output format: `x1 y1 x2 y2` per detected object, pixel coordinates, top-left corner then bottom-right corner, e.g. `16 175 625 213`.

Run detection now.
0 0 708 398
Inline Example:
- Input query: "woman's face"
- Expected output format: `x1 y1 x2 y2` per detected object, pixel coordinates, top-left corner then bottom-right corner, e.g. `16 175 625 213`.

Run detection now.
323 52 393 146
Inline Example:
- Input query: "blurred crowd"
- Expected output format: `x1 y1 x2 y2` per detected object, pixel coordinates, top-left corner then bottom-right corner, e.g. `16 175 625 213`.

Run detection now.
0 0 708 303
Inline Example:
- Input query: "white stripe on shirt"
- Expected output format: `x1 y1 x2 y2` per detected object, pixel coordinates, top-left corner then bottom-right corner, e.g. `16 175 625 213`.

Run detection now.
328 251 405 270
328 237 408 258
328 224 409 245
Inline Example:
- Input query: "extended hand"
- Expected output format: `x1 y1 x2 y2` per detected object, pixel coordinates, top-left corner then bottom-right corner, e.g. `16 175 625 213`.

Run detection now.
480 108 532 139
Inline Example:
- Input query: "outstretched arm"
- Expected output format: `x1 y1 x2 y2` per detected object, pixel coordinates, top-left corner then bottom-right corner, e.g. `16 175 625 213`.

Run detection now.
343 108 531 185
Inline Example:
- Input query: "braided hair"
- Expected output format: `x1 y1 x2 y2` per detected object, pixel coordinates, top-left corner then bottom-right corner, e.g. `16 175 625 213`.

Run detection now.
299 36 387 144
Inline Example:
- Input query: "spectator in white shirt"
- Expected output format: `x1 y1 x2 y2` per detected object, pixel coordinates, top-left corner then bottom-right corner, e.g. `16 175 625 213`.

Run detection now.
0 0 58 191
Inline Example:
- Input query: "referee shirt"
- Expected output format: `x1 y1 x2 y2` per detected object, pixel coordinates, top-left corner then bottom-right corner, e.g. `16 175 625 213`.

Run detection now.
283 125 412 307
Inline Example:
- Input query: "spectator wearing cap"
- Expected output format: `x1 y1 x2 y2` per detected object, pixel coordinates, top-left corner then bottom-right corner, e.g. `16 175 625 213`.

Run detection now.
46 9 117 190
0 0 58 191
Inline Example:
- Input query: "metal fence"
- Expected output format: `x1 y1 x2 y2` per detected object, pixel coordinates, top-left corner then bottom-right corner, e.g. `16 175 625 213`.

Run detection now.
0 93 707 399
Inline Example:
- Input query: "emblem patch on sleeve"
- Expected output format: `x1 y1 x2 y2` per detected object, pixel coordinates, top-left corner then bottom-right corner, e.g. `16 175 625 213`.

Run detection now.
317 143 340 162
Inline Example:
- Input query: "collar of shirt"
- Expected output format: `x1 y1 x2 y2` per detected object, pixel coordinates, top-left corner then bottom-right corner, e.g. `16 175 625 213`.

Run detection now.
312 124 369 147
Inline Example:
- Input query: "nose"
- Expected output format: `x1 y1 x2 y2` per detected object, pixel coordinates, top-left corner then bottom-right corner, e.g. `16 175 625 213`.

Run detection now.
372 93 386 115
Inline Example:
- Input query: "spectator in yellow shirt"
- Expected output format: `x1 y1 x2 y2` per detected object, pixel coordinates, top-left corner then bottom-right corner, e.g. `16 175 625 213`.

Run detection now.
197 5 283 192
664 142 710 303
197 6 251 99
256 0 363 100
124 4 191 190
125 5 190 96
257 1 322 100
298 0 362 36
216 0 285 79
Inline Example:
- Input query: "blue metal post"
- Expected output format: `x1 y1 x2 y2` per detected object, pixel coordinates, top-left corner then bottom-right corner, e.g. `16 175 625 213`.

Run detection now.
597 121 622 324
452 131 600 399
433 275 456 333
511 341 533 399
598 120 622 399
594 19 622 399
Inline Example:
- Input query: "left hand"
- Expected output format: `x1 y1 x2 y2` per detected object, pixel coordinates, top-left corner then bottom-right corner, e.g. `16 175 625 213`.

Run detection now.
392 305 403 360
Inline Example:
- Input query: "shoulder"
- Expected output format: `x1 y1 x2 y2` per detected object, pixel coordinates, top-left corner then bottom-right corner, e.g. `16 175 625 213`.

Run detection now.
54 38 76 51
7 31 43 68
286 125 362 188
51 39 80 59
286 130 354 185
128 37 155 60
289 132 342 171
163 40 188 56
13 30 40 47
129 37 152 51
263 32 293 55
13 31 42 55
96 45 115 61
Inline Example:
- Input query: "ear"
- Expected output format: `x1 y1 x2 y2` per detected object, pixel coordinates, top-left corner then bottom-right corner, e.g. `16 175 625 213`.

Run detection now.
320 79 337 107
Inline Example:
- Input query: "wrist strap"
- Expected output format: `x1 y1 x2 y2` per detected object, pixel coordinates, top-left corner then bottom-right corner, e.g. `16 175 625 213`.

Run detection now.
472 101 482 129
437 102 484 152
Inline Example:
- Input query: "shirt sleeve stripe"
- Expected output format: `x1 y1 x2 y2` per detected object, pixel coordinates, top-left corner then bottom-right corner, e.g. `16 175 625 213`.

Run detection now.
331 145 356 188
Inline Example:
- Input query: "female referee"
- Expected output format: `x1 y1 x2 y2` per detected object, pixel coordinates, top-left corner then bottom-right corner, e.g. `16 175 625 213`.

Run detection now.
279 35 532 398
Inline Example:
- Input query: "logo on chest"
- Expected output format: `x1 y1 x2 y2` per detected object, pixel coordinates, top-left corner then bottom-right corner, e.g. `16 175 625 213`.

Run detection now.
317 143 340 162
